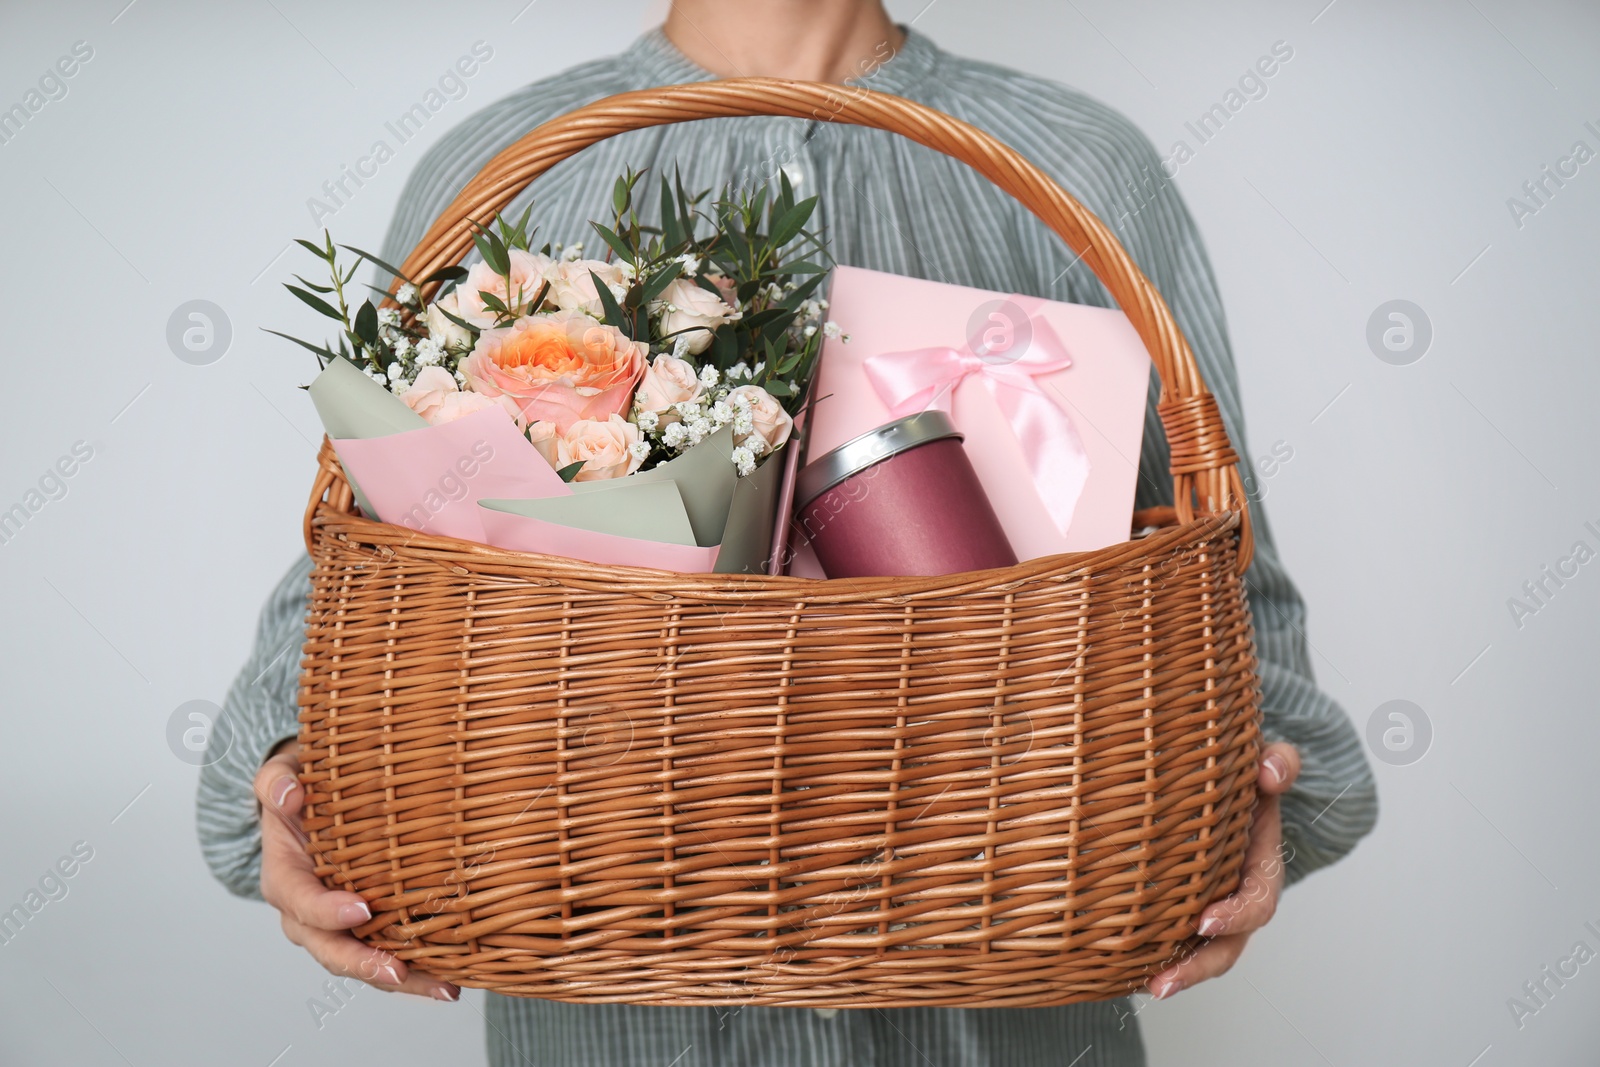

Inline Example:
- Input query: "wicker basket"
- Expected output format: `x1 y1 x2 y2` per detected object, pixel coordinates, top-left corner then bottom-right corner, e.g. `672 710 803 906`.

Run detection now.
296 79 1262 1009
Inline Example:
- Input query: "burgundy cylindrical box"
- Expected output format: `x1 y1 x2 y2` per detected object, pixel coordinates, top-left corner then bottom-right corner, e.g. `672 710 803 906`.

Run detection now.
793 411 1017 578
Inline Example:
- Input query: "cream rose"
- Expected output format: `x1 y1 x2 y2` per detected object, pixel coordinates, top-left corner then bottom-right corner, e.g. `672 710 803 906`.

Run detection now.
400 366 525 429
657 277 735 355
556 414 644 482
424 291 475 352
456 249 554 326
546 259 629 318
635 354 702 415
729 384 793 451
460 309 647 432
526 421 562 469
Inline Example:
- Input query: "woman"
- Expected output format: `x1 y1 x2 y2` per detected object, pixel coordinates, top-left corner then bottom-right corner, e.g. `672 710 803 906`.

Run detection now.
199 2 1376 1063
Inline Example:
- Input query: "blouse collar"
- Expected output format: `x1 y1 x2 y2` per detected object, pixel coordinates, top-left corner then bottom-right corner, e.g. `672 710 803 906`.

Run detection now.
624 23 941 98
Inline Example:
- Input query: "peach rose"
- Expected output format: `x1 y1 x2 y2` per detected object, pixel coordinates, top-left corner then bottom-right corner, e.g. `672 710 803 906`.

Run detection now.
729 384 793 451
456 249 554 326
400 366 526 429
556 414 644 482
705 273 739 307
635 354 701 414
546 259 629 319
460 309 647 433
657 277 735 354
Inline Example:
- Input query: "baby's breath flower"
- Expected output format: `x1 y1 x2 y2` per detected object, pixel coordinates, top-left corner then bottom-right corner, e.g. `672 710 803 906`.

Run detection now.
415 338 444 366
628 440 650 461
728 361 751 381
635 409 660 433
378 308 402 329
662 422 688 448
731 445 756 477
677 253 702 277
711 400 733 424
560 242 584 262
698 364 720 389
822 321 847 341
385 362 406 381
395 283 418 307
671 335 692 361
687 416 712 445
804 324 817 338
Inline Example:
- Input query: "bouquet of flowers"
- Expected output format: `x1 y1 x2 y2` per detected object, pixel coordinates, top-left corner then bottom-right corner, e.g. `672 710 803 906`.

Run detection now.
276 171 843 572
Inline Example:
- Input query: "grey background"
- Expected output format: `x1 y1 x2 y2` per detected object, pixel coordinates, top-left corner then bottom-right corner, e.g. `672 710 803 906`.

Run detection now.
1 0 1595 1063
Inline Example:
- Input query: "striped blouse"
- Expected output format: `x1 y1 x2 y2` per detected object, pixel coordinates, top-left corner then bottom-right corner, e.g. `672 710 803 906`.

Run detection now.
198 25 1377 1067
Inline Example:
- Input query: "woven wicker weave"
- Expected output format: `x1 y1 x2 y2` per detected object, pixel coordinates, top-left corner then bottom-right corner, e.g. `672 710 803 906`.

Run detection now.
296 79 1262 1008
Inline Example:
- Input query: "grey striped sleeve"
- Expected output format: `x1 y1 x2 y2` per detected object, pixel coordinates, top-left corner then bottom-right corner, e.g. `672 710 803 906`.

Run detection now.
195 554 313 899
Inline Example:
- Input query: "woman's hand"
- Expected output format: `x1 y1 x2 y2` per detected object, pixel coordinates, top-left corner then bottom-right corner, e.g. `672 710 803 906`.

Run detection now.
1147 741 1302 1000
253 743 460 1002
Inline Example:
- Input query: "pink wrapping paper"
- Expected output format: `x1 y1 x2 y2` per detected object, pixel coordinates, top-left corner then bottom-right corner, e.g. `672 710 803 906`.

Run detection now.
330 406 570 542
805 265 1152 564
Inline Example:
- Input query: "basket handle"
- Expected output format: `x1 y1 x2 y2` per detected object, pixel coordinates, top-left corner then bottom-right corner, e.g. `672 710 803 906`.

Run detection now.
391 78 1253 571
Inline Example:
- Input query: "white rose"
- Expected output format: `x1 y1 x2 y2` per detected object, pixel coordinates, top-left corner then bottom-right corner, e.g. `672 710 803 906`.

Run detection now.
728 385 793 452
424 291 475 353
547 258 629 318
656 277 734 355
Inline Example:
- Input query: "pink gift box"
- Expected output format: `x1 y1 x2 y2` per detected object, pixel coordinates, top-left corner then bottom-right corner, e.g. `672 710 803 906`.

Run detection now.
798 266 1152 571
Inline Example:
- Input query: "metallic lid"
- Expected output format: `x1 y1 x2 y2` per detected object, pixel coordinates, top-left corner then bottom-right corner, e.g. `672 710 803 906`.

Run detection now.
794 410 963 508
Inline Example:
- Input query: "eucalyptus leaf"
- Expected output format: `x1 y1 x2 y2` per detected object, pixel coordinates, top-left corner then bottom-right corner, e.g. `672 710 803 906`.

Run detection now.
261 328 337 367
659 177 682 248
354 301 378 345
590 269 632 337
637 261 683 305
556 460 587 483
589 222 636 265
420 265 469 287
287 285 345 323
340 244 412 286
769 198 817 248
293 274 335 294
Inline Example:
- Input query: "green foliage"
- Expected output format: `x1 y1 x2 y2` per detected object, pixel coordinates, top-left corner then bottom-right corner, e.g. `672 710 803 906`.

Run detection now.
269 168 833 422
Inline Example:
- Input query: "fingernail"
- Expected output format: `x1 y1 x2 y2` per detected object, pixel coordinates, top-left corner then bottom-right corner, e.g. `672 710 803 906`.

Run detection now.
271 776 297 809
1198 915 1223 937
377 963 402 985
1262 754 1286 787
1154 978 1182 1000
337 901 371 925
431 985 460 1002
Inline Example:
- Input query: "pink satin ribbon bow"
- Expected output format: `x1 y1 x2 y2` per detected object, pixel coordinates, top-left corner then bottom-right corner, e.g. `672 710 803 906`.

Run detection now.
863 302 1090 536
